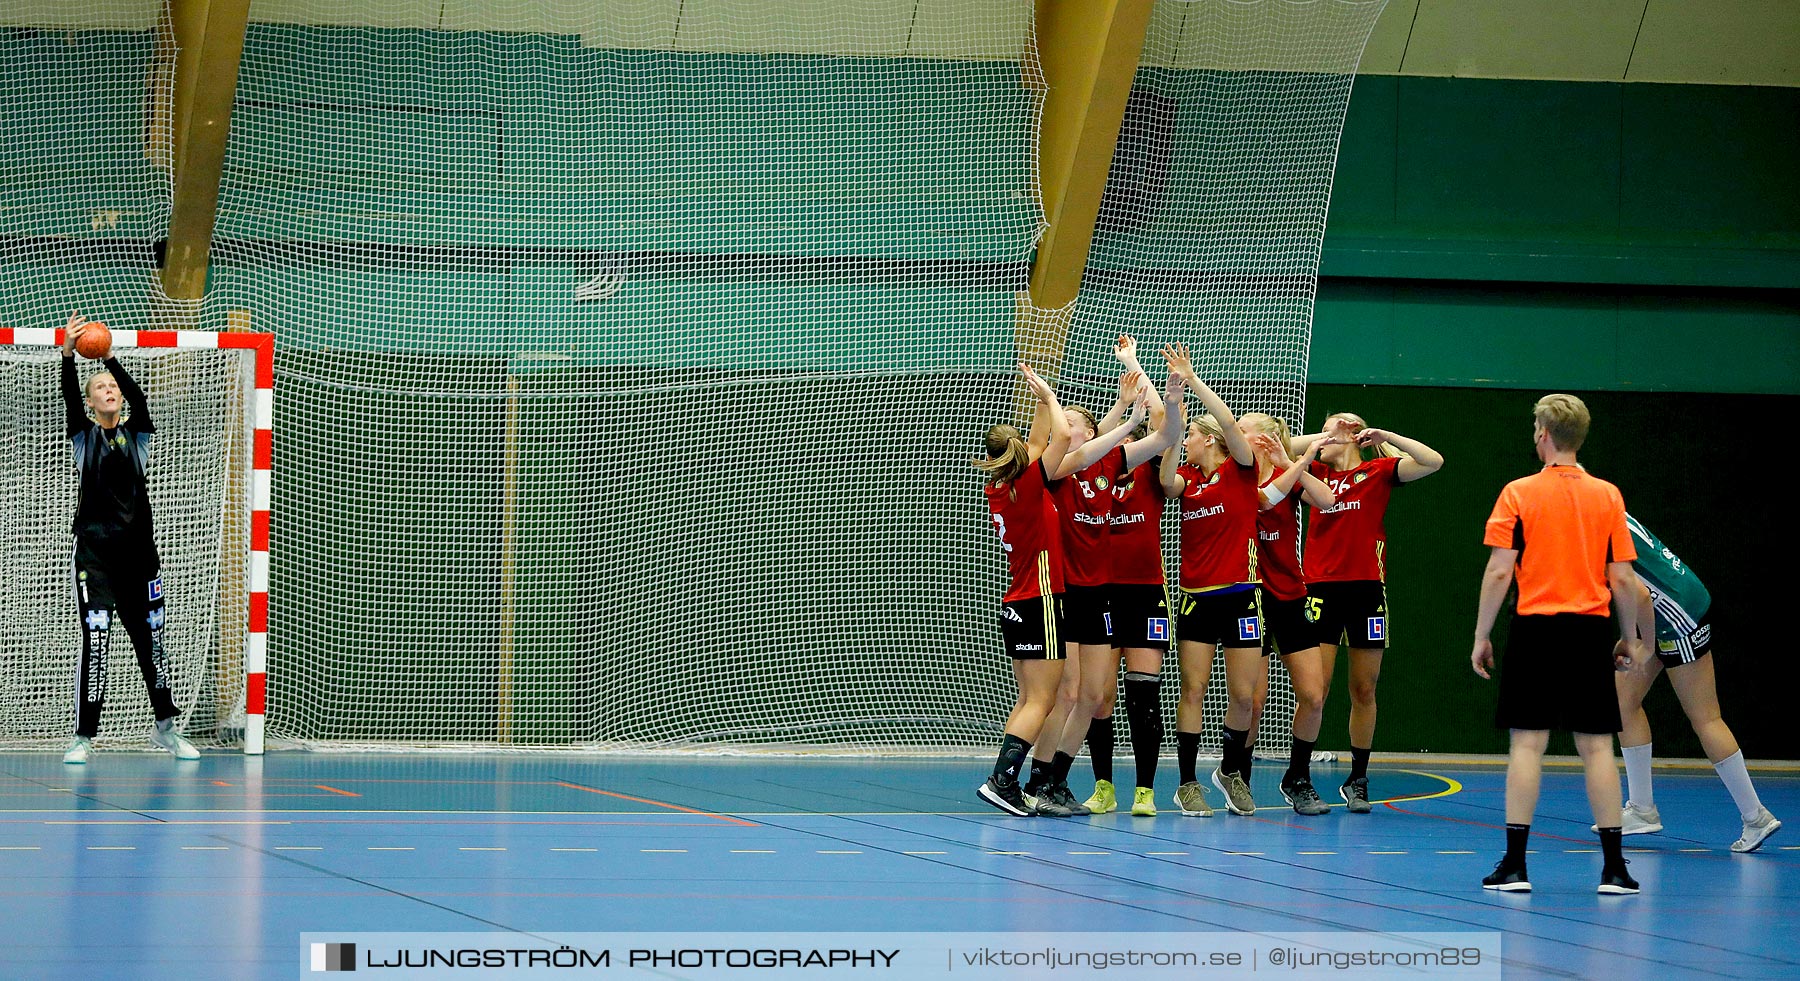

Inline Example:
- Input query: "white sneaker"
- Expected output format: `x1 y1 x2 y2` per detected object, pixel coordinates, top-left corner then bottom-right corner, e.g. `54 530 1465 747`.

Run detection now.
63 736 93 765
1593 800 1662 835
149 720 200 760
1732 808 1781 854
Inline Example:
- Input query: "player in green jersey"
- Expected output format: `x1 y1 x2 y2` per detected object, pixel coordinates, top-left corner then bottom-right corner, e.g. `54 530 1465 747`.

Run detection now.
1604 514 1780 852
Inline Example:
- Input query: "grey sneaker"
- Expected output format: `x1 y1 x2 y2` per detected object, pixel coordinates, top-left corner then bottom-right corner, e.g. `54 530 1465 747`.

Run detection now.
1733 808 1781 853
149 720 200 760
1280 776 1331 816
63 736 93 765
1592 801 1662 835
1173 780 1214 817
1033 782 1088 818
1212 768 1255 815
1340 776 1371 813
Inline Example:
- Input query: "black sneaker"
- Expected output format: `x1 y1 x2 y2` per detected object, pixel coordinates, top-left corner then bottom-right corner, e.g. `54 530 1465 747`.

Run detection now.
978 775 1032 816
1340 776 1372 814
1280 776 1331 816
1598 860 1639 895
1481 858 1531 892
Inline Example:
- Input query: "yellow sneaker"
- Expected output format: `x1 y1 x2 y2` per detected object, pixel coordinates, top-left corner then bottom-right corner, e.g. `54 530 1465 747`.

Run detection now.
1131 786 1158 817
1082 779 1117 814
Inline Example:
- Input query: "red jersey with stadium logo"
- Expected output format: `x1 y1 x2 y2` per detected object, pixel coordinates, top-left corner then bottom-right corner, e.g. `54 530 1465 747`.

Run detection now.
1306 455 1401 583
1176 460 1259 590
1051 447 1123 588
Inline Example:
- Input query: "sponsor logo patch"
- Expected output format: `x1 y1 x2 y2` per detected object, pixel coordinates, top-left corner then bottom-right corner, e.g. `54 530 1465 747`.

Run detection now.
1353 471 1369 484
148 607 165 630
85 609 110 631
1237 616 1261 642
1148 617 1169 641
1103 612 1113 636
1658 639 1677 653
1691 624 1712 649
1002 606 1023 623
1367 616 1386 640
147 577 162 601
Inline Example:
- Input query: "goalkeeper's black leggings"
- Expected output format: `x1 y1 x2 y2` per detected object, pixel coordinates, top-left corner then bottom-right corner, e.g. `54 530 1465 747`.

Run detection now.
72 556 176 738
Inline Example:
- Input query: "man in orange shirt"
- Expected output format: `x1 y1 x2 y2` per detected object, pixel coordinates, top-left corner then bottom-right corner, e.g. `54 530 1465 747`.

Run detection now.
1471 394 1653 895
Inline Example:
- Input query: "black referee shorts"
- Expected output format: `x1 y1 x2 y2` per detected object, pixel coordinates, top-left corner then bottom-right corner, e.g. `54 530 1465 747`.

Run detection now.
1495 613 1621 734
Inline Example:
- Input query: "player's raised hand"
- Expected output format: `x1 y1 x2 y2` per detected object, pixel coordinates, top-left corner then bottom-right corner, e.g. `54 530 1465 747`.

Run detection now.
1117 369 1144 402
1355 427 1392 449
62 311 87 355
1114 334 1138 364
1019 362 1055 404
1160 342 1195 382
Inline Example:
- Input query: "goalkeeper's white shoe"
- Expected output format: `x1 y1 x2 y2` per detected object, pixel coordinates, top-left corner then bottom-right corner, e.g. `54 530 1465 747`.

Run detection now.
63 737 93 765
150 720 200 760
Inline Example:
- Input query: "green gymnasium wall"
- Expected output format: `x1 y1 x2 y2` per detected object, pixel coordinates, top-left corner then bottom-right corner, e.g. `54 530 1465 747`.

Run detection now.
1306 75 1798 760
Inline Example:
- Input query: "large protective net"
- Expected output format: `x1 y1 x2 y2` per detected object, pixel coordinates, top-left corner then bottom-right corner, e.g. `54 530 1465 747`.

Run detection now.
4 0 1382 756
1058 0 1388 757
202 0 1046 748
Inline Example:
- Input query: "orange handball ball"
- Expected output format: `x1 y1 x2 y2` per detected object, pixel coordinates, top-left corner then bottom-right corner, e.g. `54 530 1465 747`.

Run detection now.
75 322 112 359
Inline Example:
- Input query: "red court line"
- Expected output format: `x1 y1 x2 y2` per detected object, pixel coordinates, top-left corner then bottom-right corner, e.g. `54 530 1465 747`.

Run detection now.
313 785 360 798
553 781 756 827
1381 800 1594 844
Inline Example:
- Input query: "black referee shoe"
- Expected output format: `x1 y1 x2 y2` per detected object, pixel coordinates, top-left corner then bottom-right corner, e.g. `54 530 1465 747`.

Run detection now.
1481 858 1531 892
1598 861 1639 895
978 775 1032 817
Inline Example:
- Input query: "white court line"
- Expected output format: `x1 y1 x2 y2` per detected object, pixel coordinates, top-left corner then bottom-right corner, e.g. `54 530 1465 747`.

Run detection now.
1437 850 1474 855
0 846 42 850
1679 848 1711 853
1564 849 1598 854
986 851 1029 856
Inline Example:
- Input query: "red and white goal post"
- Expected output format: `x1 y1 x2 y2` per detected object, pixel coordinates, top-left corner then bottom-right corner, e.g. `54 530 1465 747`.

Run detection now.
0 327 272 755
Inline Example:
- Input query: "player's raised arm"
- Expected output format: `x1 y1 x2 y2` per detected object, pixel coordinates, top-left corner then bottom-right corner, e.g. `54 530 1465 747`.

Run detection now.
1020 363 1071 476
61 313 87 437
1123 373 1181 470
1054 387 1144 478
1163 342 1254 467
1255 433 1333 510
106 356 155 434
1096 370 1143 437
1356 427 1442 482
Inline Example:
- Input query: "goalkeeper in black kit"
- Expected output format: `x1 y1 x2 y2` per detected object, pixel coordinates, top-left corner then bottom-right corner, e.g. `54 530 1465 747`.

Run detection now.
59 313 198 763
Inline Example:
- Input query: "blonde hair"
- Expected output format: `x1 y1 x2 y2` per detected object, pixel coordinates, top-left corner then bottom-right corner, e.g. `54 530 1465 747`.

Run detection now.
1325 410 1400 460
1237 411 1291 455
1533 394 1590 452
1066 405 1097 437
973 423 1030 484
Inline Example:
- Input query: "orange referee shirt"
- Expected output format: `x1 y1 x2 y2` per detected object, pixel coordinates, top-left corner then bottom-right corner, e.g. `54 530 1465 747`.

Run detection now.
1483 465 1637 617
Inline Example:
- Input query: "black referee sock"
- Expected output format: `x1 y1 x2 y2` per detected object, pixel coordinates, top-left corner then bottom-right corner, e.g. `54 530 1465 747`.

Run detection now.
992 734 1031 785
1242 748 1255 782
1051 751 1076 784
1285 737 1315 785
1124 672 1162 789
1177 730 1202 785
1598 827 1624 868
1220 725 1249 779
1505 823 1531 866
1086 718 1115 784
1349 746 1371 782
1025 755 1054 795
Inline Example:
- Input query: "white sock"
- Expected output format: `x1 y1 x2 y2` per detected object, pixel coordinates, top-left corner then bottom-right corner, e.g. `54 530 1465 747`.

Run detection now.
1713 750 1765 822
1622 742 1654 809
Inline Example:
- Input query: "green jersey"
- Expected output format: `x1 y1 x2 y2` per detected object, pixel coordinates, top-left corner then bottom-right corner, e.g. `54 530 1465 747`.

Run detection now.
1624 513 1710 621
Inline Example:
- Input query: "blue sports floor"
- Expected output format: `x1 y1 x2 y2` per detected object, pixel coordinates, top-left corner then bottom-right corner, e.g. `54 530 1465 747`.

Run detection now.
1 752 1794 980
